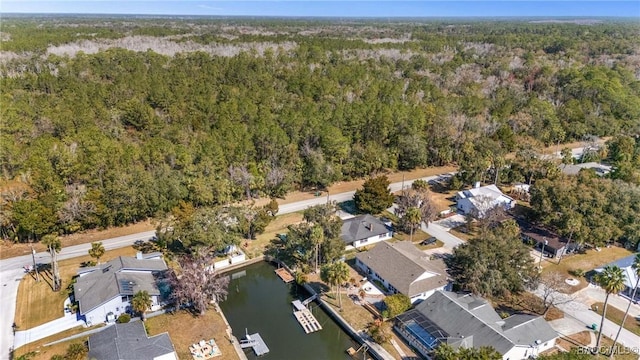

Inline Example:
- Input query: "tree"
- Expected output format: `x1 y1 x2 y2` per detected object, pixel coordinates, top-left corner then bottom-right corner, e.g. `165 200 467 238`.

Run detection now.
593 265 626 351
538 271 575 316
433 344 502 360
41 234 62 291
354 176 394 214
166 255 230 315
610 254 640 358
383 294 411 318
367 318 392 344
321 261 350 309
131 290 153 321
88 242 105 264
404 207 422 241
445 223 536 297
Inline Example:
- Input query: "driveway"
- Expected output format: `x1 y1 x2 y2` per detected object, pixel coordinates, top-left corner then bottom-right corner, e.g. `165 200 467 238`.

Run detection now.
422 222 464 250
13 312 84 349
433 214 466 230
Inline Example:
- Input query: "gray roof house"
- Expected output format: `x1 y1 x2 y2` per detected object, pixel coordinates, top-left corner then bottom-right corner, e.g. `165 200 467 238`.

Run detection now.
594 253 640 301
74 254 168 326
395 291 557 359
88 321 177 360
355 241 447 303
560 162 612 176
341 214 393 249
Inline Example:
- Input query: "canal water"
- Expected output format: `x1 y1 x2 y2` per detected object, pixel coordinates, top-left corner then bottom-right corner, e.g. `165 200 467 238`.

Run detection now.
219 261 358 360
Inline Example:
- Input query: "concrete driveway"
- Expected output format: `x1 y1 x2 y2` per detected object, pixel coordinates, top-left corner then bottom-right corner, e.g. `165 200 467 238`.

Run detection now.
13 311 84 349
433 214 466 230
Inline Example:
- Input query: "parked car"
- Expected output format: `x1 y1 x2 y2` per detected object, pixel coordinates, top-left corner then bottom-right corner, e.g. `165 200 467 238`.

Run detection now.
421 237 437 246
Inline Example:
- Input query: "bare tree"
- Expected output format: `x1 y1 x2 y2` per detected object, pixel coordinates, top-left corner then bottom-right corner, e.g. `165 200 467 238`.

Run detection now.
538 271 575 316
165 255 229 315
58 183 95 226
229 165 253 200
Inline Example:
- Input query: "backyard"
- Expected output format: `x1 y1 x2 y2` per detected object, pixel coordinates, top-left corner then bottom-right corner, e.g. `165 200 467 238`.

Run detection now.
14 246 138 330
146 308 239 360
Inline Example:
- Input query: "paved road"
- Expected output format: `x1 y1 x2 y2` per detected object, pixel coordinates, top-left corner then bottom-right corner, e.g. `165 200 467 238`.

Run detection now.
531 284 640 354
0 230 156 359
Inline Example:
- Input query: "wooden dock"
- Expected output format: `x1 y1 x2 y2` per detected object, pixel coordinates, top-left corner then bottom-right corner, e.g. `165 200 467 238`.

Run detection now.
275 267 294 283
293 308 322 333
239 332 269 356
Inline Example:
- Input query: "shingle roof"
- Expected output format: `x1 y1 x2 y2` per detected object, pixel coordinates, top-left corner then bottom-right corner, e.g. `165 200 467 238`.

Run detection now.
74 256 167 314
88 322 176 360
355 241 447 297
341 214 389 244
407 291 557 355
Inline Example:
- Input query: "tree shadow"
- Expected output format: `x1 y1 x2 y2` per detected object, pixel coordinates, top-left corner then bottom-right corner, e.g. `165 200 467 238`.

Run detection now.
306 281 330 294
338 200 357 215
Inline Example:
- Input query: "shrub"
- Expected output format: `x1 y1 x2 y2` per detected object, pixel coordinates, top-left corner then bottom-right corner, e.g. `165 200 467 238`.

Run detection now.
569 268 585 278
116 313 130 323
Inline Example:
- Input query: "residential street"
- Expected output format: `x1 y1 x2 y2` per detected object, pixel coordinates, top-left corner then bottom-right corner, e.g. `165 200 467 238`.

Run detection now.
532 283 640 354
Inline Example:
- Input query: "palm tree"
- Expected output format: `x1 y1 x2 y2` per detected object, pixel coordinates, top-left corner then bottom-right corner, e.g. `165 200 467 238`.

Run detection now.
41 234 62 292
610 254 640 358
405 207 422 242
309 225 324 273
321 262 350 309
131 290 153 321
594 265 626 352
88 242 105 264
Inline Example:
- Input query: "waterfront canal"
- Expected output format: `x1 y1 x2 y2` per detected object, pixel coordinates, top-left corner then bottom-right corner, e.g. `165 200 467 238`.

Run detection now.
220 261 358 360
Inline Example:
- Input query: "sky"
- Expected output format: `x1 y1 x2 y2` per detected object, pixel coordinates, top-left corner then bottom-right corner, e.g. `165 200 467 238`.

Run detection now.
1 1 639 18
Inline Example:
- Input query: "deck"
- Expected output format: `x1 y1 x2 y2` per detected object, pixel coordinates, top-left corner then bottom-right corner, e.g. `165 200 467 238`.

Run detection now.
293 308 322 334
275 267 294 283
239 333 269 356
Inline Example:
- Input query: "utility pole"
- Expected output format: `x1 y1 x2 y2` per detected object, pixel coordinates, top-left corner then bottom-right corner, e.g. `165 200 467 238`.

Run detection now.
31 246 39 282
401 174 406 196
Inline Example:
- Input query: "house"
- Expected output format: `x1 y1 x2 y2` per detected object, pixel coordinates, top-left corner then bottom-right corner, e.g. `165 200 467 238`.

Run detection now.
395 291 557 360
560 162 612 176
74 253 168 326
594 254 640 302
341 214 392 249
355 241 448 303
456 184 516 218
517 219 572 259
88 321 177 360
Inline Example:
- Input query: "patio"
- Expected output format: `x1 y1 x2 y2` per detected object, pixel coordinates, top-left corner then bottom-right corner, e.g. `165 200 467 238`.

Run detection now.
189 339 222 359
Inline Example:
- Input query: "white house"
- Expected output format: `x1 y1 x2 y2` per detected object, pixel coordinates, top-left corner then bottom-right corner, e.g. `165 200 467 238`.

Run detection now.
355 241 447 303
456 184 515 218
594 254 640 302
395 291 557 359
74 253 168 326
341 214 392 249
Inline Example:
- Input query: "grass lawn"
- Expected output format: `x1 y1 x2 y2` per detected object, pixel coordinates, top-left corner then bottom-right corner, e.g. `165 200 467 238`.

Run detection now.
14 246 138 330
541 246 634 293
590 302 640 336
247 212 304 258
322 291 376 331
392 229 430 243
146 308 239 360
13 325 101 359
449 227 474 242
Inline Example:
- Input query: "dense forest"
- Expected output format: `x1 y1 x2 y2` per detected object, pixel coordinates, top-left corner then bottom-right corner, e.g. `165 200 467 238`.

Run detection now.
1 18 639 242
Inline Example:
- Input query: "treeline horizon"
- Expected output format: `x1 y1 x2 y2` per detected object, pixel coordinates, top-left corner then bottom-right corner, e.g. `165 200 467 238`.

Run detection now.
1 19 639 242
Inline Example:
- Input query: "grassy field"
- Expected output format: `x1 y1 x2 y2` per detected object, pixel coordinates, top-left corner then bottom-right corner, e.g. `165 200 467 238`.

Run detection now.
591 302 640 336
541 246 633 293
492 292 564 321
392 228 430 243
146 308 239 360
247 212 304 258
14 246 138 330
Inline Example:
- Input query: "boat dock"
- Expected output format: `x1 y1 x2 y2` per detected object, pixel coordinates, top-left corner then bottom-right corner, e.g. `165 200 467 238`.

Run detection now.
275 267 294 283
293 308 323 333
239 331 269 356
291 295 322 334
